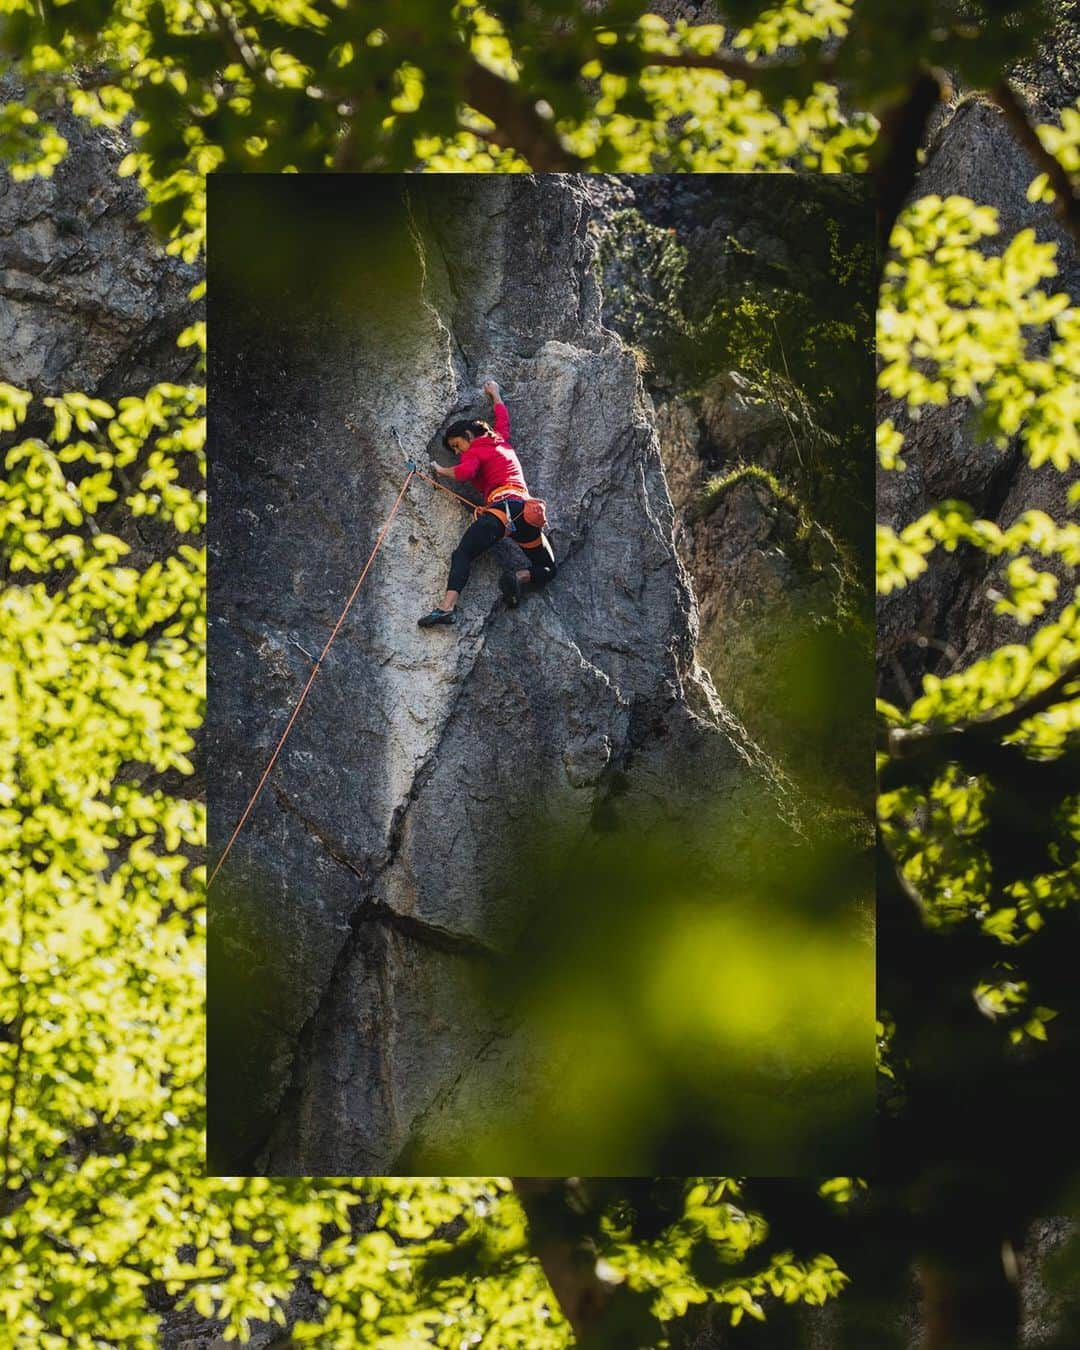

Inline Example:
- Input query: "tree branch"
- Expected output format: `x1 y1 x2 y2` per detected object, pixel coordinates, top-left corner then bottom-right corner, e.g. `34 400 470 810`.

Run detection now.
969 658 1080 741
638 49 777 82
990 79 1080 251
463 62 587 171
887 657 1080 760
637 42 837 86
195 0 271 85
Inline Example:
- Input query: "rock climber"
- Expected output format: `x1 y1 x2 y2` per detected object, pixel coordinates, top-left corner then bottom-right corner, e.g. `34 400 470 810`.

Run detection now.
418 379 556 628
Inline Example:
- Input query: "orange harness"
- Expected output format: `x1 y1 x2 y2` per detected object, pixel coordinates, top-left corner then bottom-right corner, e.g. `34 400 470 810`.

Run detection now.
476 484 547 547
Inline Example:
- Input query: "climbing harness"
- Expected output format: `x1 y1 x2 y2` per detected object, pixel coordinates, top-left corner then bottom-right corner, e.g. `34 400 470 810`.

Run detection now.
476 485 549 546
413 470 549 545
208 438 551 889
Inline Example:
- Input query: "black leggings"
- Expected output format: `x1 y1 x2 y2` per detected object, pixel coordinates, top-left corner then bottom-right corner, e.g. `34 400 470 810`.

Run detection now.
447 500 557 594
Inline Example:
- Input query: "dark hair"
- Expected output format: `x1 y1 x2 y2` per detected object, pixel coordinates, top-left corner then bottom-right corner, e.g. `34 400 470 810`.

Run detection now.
443 419 492 449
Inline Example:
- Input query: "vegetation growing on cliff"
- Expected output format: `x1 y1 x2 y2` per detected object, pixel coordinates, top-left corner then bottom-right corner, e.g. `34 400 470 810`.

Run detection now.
597 184 875 819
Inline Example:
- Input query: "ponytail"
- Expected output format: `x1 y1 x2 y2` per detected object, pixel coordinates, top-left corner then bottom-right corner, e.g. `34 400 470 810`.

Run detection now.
442 418 492 449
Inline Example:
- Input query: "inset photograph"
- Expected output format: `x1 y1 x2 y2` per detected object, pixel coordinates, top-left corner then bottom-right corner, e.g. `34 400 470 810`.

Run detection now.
207 173 876 1176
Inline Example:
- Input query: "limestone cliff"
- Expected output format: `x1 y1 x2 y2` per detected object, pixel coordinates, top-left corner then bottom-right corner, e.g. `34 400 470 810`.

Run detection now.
205 174 787 1175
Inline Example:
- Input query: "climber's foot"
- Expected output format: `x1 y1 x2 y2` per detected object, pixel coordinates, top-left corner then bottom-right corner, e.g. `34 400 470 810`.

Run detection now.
418 607 457 628
499 571 521 608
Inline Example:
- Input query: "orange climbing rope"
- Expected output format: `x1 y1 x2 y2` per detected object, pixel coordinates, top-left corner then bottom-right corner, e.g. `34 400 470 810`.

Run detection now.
207 469 417 891
206 457 521 891
413 467 478 511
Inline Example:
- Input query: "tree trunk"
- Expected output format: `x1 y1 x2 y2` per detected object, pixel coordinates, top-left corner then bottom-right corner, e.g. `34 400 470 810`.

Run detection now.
511 1178 613 1340
917 1243 1020 1350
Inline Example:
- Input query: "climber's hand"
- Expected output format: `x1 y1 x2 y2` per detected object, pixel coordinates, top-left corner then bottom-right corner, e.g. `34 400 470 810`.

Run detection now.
430 460 449 478
483 379 500 401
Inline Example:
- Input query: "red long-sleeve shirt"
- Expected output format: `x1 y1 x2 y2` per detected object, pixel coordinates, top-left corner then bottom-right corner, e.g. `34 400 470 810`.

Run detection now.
453 402 529 501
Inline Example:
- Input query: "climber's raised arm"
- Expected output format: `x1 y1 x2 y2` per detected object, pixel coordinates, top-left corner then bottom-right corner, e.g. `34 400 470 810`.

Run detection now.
485 379 510 441
430 380 505 482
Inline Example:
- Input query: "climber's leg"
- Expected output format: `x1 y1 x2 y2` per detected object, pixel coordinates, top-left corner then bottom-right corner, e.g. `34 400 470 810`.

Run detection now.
500 531 555 609
420 515 502 626
523 533 557 588
446 515 503 600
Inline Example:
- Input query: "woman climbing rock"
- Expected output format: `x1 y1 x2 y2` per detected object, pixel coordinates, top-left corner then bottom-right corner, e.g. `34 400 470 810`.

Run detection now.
418 379 556 628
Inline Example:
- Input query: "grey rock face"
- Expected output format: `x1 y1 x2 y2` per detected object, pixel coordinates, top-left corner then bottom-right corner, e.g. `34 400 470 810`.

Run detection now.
658 393 814 638
207 174 781 1174
699 370 792 465
654 386 864 808
0 77 200 396
1020 1217 1080 1346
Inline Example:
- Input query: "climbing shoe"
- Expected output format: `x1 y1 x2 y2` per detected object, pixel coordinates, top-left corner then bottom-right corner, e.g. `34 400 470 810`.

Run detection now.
418 607 457 628
499 571 522 608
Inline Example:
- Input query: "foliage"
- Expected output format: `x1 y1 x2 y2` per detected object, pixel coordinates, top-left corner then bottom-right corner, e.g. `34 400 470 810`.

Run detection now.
0 367 207 1344
0 102 67 179
0 0 880 215
876 186 1079 974
873 164 1080 1346
877 195 1077 469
